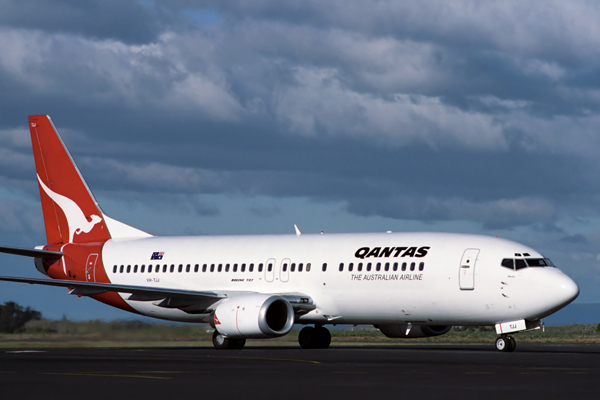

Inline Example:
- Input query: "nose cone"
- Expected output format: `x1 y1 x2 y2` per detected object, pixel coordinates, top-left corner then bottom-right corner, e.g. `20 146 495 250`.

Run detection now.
556 273 579 306
541 269 579 318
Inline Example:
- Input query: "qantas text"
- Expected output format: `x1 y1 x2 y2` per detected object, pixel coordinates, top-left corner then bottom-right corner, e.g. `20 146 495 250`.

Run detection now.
354 246 430 259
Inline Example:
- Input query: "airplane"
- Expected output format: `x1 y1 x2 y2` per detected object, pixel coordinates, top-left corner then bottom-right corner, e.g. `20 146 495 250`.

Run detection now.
0 115 579 352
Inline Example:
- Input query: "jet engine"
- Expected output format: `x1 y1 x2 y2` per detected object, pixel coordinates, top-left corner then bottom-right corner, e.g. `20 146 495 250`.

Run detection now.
210 294 294 339
378 324 452 338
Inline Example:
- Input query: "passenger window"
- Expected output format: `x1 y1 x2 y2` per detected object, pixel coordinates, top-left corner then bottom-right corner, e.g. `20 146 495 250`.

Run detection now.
515 259 527 270
349 263 354 272
202 264 207 272
148 265 153 273
410 262 415 271
249 263 254 272
385 262 390 272
376 262 381 271
133 265 138 273
501 259 514 270
210 264 215 272
418 262 424 271
113 265 117 273
393 262 398 271
306 263 311 272
194 264 199 273
283 263 288 272
170 264 175 273
358 263 363 272
401 262 407 271
233 264 238 272
126 265 131 273
241 263 246 272
258 263 263 272
186 264 190 273
322 263 327 272
141 265 145 273
218 264 223 272
339 263 344 272
366 263 372 272
178 264 183 273
163 265 167 273
298 263 303 272
268 263 273 272
225 264 230 272
291 263 296 272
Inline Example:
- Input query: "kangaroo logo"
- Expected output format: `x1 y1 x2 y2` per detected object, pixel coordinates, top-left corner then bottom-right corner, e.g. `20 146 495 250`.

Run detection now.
37 175 102 243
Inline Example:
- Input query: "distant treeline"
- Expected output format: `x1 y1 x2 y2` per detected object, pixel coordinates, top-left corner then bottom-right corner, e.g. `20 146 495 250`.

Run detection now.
0 302 42 333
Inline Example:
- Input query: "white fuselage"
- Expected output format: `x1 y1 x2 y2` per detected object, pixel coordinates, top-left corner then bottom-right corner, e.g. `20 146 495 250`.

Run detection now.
100 231 579 326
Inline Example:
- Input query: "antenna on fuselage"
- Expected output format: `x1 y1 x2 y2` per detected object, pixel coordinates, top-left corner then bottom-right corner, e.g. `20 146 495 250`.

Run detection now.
294 224 301 237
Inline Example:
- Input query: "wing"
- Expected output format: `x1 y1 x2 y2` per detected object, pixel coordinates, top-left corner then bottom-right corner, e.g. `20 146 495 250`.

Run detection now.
0 275 315 315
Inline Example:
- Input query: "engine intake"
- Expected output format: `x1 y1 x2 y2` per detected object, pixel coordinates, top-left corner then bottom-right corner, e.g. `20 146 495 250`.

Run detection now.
211 294 294 339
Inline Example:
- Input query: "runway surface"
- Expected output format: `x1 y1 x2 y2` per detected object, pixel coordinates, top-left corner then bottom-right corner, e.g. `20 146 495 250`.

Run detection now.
1 343 599 399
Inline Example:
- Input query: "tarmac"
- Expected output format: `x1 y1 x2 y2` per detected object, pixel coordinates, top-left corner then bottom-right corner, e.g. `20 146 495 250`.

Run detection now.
1 343 599 399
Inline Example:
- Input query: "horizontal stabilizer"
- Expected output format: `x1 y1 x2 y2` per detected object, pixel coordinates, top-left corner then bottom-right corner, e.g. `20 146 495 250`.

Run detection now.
0 246 63 259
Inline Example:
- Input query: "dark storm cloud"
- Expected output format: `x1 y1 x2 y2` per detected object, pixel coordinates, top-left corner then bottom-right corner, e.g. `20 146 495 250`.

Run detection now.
2 0 600 232
0 0 185 44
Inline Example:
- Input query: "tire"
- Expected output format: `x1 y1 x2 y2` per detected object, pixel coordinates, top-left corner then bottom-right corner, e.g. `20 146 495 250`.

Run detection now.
212 330 232 350
495 336 507 352
316 327 331 349
299 327 317 349
230 338 246 350
506 336 516 352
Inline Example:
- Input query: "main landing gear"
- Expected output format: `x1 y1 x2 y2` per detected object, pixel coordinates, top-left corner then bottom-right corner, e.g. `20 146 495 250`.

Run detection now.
298 325 331 349
212 330 246 350
495 335 516 352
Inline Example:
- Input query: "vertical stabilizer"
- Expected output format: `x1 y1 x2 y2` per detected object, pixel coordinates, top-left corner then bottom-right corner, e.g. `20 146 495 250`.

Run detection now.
29 115 111 244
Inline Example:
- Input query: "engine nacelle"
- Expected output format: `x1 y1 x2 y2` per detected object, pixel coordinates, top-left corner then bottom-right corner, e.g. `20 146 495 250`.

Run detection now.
378 324 452 338
211 294 294 339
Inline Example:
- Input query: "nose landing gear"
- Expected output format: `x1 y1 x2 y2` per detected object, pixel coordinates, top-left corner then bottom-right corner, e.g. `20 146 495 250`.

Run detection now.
495 335 516 352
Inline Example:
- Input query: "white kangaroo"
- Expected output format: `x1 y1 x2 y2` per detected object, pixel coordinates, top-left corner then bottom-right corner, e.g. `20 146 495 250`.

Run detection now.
37 175 102 243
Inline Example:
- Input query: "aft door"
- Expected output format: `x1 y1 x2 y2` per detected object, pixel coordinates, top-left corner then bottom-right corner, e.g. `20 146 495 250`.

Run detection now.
459 249 479 290
85 253 98 282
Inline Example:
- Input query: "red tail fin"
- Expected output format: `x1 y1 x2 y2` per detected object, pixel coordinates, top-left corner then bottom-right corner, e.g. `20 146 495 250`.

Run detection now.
29 115 111 245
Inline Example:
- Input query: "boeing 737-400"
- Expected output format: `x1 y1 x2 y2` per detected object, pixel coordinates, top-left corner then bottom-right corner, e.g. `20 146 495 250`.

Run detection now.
0 115 580 352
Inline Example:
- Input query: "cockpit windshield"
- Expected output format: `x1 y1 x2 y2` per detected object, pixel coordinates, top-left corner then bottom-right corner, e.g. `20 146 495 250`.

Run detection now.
501 257 555 270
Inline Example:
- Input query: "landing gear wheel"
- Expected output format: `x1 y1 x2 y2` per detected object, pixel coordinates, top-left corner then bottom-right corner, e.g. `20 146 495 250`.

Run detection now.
213 331 245 350
213 331 231 350
299 327 316 349
298 326 331 349
495 336 516 352
315 326 331 349
230 338 246 350
507 336 516 352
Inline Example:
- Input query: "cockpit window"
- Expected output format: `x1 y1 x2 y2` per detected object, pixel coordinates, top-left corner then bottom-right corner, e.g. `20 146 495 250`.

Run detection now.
525 258 549 267
515 259 527 270
501 257 555 270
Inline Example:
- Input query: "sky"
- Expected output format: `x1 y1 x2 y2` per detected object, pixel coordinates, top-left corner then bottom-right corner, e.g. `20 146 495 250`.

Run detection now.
1 0 600 321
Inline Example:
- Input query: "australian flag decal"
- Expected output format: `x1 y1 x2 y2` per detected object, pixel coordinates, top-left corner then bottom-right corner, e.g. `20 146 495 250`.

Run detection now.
151 252 164 260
